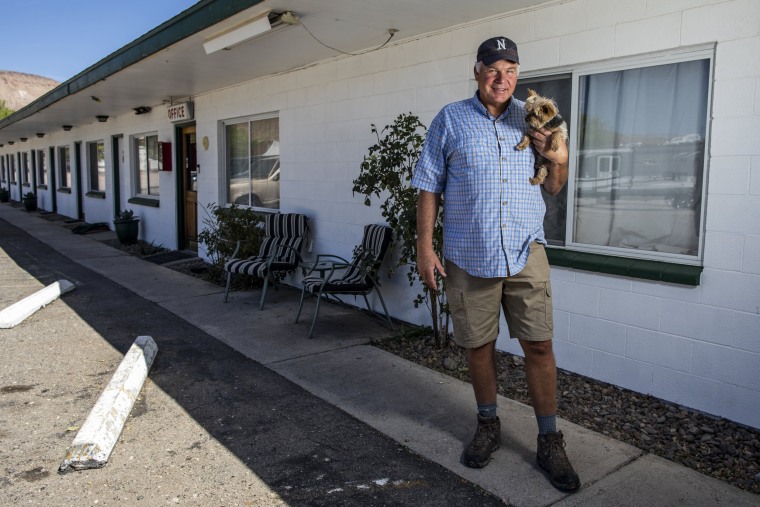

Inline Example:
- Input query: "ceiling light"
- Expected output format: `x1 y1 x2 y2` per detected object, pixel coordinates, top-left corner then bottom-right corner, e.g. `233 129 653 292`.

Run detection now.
8 141 14 145
91 96 101 102
62 125 73 131
133 106 152 115
203 11 299 54
96 115 109 123
20 137 27 142
36 133 45 138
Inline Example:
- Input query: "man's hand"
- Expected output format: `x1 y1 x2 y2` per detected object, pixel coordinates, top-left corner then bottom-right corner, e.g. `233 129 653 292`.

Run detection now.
416 244 446 291
416 190 447 290
528 127 569 195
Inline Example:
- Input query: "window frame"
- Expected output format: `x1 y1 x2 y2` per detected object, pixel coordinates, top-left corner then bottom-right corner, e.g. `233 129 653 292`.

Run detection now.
131 132 160 198
518 44 714 267
86 140 105 193
57 145 71 189
35 149 46 187
220 112 281 211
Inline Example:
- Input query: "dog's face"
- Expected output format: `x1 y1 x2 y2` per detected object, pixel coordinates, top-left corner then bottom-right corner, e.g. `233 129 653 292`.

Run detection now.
523 88 560 130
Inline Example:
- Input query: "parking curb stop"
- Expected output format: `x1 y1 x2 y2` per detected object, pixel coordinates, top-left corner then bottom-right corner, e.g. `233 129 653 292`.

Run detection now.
0 279 75 328
59 335 158 473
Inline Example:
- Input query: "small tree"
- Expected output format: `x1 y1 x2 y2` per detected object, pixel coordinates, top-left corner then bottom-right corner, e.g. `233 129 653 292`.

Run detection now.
197 203 265 279
0 99 13 120
353 113 450 347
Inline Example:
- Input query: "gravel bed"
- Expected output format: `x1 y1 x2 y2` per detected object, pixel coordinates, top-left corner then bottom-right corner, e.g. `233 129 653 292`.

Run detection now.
373 332 760 495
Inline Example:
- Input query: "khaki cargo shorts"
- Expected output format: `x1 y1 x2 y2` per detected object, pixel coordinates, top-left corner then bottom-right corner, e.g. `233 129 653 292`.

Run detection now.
445 242 553 349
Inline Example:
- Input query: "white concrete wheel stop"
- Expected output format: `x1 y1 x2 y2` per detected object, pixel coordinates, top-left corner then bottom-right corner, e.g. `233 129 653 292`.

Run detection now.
59 335 158 473
0 279 76 328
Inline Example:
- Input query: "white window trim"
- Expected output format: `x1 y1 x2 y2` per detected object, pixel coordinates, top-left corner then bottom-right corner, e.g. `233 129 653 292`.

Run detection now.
520 44 715 265
219 111 280 211
131 132 160 199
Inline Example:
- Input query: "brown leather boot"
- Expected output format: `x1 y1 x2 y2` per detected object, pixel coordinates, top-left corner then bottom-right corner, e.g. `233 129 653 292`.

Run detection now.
462 415 501 468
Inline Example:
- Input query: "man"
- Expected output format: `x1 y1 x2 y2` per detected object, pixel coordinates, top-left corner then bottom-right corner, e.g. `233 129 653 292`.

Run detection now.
411 37 579 492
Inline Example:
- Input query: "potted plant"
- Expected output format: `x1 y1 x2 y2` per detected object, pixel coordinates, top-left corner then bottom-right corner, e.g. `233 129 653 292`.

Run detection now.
0 187 9 203
113 209 140 244
22 191 37 211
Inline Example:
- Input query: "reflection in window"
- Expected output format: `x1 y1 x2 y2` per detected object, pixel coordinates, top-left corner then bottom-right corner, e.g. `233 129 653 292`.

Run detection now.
87 141 105 192
36 150 46 186
224 115 280 210
58 145 71 188
21 152 30 184
574 59 709 257
515 75 571 246
134 134 160 196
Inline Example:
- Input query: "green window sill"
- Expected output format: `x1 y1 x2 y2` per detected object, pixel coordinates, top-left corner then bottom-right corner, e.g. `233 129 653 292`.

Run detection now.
127 196 160 208
546 248 702 286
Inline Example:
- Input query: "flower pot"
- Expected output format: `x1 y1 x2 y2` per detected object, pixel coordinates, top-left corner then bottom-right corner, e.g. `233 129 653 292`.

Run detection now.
114 219 140 244
22 194 37 211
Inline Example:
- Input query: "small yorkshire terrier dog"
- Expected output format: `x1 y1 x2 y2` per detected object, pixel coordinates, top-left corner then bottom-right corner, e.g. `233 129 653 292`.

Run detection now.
515 89 568 185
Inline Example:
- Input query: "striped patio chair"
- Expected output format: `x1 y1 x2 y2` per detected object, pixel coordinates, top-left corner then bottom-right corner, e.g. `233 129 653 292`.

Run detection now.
223 212 309 309
295 224 394 338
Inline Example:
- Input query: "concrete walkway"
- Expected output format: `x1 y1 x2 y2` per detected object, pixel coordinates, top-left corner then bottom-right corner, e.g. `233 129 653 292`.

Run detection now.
1 203 756 506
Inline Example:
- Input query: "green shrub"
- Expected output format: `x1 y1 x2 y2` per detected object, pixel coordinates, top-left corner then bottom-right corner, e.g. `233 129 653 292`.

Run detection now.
197 203 266 280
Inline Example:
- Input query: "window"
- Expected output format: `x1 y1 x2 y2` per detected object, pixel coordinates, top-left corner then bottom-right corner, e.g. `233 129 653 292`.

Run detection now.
58 145 71 188
9 155 16 183
516 48 711 264
133 133 160 197
87 141 105 192
36 150 46 186
223 115 280 210
21 152 30 185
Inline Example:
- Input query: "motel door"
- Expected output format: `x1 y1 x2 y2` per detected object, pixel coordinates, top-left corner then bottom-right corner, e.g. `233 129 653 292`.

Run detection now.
180 125 198 252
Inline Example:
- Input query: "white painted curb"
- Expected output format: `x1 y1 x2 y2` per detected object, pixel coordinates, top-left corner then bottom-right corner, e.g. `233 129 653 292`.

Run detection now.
0 279 75 329
59 335 158 473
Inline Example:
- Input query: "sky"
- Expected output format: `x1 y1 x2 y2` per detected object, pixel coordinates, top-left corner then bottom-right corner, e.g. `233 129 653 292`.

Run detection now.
1 0 199 82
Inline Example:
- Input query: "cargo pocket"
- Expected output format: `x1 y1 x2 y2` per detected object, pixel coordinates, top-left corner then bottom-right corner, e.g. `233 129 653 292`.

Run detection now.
544 283 554 331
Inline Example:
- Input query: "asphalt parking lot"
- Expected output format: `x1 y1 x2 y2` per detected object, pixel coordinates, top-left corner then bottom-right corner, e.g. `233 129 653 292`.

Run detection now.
0 217 503 506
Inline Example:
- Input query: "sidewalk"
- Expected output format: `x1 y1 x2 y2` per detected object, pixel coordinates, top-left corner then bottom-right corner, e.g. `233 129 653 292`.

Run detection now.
1 204 756 506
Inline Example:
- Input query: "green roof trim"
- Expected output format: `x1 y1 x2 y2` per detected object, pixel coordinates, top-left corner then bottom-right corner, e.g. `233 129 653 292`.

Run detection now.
0 0 265 129
545 248 703 286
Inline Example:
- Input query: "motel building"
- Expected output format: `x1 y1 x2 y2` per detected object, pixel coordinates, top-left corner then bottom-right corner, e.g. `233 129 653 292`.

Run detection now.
0 0 758 430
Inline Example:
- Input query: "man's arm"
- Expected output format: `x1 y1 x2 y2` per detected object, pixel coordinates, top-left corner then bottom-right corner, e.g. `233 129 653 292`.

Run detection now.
529 127 569 195
416 190 446 290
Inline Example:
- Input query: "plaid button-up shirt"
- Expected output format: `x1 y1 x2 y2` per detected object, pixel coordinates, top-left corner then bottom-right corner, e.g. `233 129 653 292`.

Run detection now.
412 93 546 278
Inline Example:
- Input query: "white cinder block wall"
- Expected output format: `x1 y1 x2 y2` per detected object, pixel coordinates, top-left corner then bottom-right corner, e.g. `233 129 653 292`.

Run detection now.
194 0 760 428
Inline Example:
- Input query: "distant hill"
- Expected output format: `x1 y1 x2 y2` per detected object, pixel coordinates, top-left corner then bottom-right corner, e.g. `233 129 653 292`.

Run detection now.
0 71 59 112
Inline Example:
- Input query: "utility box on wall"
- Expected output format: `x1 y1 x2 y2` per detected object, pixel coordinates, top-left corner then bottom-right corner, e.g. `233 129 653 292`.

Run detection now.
158 142 172 171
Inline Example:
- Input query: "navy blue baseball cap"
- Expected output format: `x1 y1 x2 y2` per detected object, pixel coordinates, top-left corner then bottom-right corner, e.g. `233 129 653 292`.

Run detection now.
477 37 519 65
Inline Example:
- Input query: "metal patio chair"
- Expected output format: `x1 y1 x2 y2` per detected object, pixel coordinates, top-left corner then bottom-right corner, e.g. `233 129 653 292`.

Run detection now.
295 224 394 338
223 212 309 310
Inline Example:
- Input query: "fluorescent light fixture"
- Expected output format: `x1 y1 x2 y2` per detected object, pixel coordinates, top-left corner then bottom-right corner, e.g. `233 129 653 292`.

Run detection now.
203 11 299 55
204 12 272 54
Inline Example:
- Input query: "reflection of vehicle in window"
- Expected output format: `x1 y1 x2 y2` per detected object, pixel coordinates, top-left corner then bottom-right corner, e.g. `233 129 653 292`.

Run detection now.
229 156 280 209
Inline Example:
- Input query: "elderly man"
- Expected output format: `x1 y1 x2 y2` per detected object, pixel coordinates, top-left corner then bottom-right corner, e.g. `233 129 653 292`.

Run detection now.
411 36 580 492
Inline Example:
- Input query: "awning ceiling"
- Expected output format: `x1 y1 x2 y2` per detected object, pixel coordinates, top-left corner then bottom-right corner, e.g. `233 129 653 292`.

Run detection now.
0 0 544 144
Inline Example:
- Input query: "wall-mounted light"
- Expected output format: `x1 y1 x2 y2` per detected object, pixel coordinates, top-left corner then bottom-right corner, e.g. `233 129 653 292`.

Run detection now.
133 106 152 115
96 115 109 123
62 125 73 131
36 133 45 138
203 10 299 54
20 138 27 142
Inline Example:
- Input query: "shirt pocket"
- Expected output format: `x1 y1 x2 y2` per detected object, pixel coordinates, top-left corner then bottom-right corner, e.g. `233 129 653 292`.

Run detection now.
448 135 493 178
